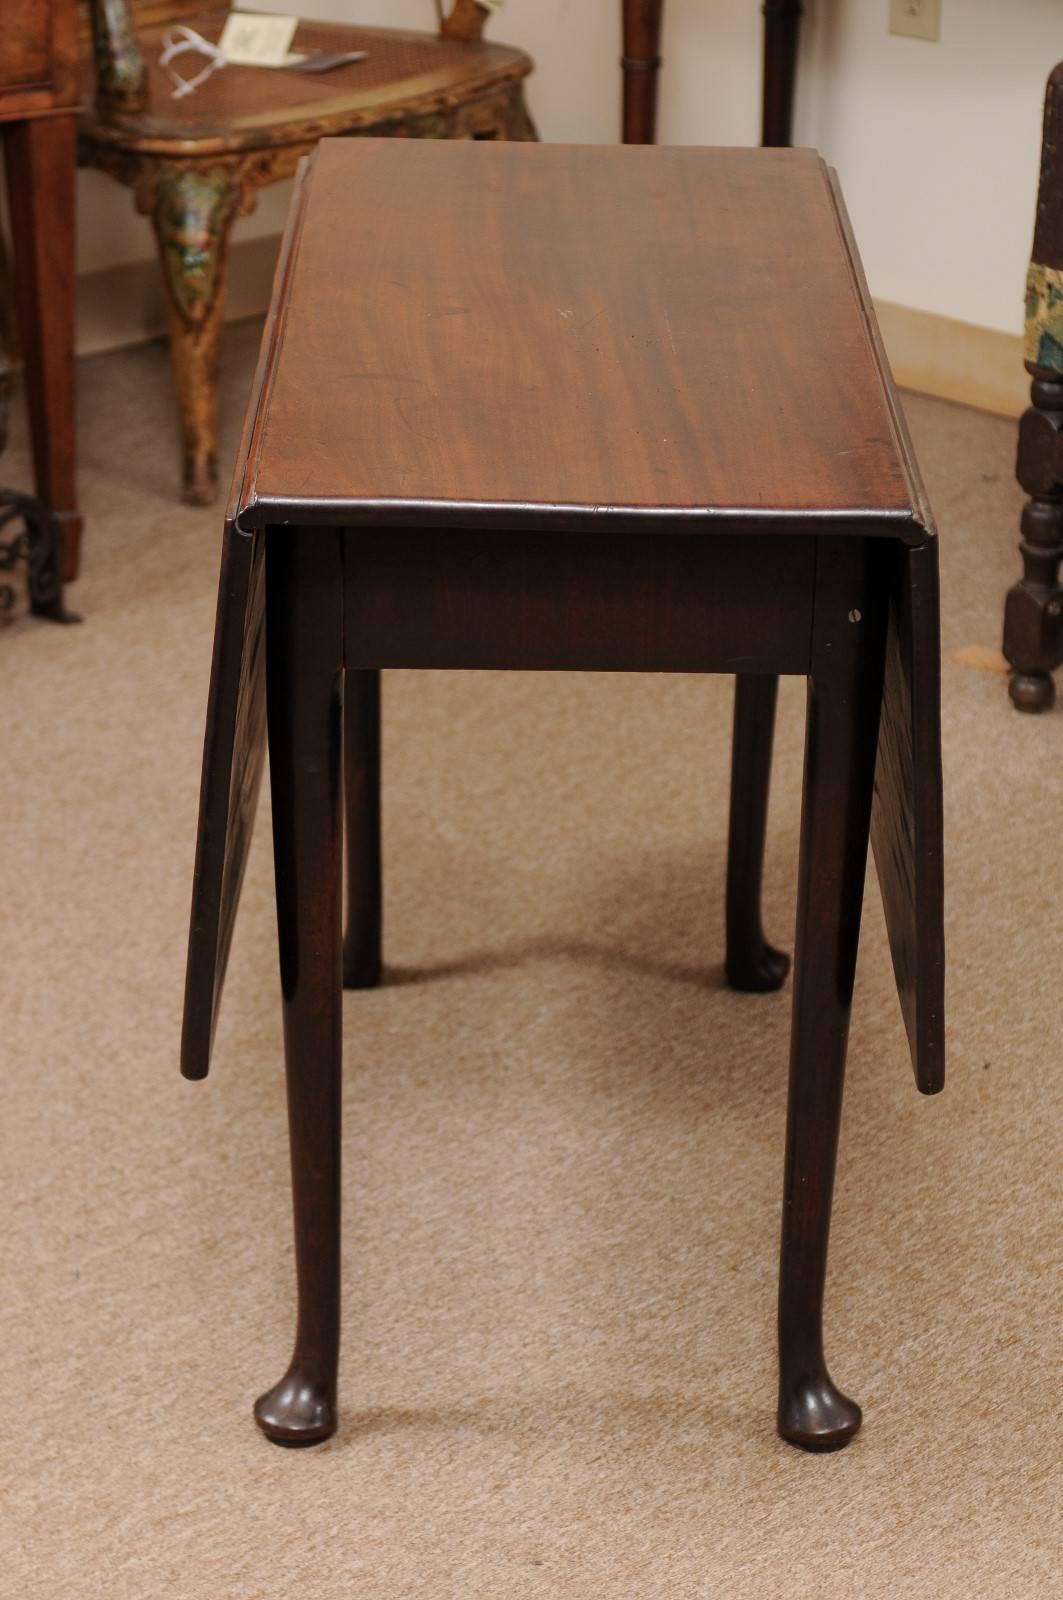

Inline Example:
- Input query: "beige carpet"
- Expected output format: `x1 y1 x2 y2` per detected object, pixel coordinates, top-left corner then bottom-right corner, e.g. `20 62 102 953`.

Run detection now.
2 323 1060 1598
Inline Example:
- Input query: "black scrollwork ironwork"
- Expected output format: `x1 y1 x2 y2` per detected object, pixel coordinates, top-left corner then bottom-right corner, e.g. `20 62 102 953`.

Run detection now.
0 488 79 624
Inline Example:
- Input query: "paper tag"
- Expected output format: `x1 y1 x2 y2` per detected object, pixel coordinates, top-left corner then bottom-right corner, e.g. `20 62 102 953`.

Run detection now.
219 12 298 67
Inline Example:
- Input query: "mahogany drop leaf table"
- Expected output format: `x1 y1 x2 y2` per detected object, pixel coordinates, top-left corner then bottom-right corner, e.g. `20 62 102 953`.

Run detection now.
181 138 945 1453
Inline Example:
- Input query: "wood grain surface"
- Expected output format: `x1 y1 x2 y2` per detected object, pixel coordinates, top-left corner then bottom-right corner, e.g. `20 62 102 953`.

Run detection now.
179 523 265 1080
343 529 815 674
825 170 945 1094
239 139 922 533
0 0 79 117
1 0 83 577
179 160 312 1080
871 538 945 1093
187 141 944 1100
81 12 530 153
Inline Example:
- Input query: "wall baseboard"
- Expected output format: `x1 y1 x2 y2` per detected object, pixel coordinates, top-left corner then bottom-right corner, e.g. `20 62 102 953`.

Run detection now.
77 245 1028 420
873 299 1026 420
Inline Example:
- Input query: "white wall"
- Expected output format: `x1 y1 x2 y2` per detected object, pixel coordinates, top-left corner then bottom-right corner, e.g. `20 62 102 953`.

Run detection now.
792 0 1056 335
76 0 1063 337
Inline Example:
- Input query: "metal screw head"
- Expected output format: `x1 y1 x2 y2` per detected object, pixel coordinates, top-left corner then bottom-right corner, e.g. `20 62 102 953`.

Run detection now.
848 609 862 623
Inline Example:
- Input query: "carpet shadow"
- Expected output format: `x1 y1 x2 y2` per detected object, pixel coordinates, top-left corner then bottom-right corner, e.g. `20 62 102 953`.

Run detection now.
327 1384 779 1467
381 937 733 993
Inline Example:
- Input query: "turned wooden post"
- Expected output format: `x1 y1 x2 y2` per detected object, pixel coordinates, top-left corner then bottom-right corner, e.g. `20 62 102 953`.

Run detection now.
621 0 664 144
762 0 803 147
1004 63 1063 711
621 1 803 148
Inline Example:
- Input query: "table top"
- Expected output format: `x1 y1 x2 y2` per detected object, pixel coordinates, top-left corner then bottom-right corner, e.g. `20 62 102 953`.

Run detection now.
233 138 929 538
80 16 530 154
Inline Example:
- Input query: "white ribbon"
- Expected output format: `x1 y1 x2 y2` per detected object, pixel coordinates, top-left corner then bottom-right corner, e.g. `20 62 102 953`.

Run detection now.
159 26 228 100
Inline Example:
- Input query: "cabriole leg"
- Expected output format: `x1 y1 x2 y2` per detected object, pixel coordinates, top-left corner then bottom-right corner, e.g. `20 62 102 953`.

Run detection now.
255 529 344 1446
505 84 539 141
777 541 886 1451
725 673 789 992
147 164 240 506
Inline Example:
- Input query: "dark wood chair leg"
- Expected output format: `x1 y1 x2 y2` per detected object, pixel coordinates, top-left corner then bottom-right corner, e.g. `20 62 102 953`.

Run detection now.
3 116 82 582
761 0 803 147
254 529 344 1447
777 540 887 1452
1003 371 1063 711
725 673 789 992
343 669 383 990
1004 64 1063 710
621 0 664 143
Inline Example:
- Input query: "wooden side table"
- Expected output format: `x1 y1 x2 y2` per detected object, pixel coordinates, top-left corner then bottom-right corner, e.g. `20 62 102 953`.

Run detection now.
181 139 945 1454
79 1 536 508
0 0 83 583
621 0 804 146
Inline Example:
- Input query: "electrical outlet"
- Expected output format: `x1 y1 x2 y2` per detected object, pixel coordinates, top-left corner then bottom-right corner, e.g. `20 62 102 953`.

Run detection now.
890 0 941 42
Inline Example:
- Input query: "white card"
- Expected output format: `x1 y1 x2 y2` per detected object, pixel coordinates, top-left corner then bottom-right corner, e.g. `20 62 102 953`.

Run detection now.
219 12 298 67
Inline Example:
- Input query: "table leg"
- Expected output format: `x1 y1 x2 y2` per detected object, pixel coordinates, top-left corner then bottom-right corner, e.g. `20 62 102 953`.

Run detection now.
255 529 345 1447
3 115 82 582
777 539 887 1451
343 669 383 989
762 0 803 148
1004 375 1063 710
622 0 664 143
726 673 789 992
147 163 240 507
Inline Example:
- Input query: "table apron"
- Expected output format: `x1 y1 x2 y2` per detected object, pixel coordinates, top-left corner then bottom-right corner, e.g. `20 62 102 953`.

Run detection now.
341 528 815 675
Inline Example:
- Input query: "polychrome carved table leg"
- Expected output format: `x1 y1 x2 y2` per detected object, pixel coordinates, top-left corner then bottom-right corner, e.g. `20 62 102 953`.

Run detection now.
505 84 540 142
343 670 383 990
726 674 789 992
146 164 240 507
777 539 887 1451
449 83 538 142
255 529 345 1446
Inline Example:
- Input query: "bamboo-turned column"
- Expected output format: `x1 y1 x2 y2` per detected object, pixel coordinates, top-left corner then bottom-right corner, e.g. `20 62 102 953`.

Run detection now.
621 0 664 144
621 1 803 149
